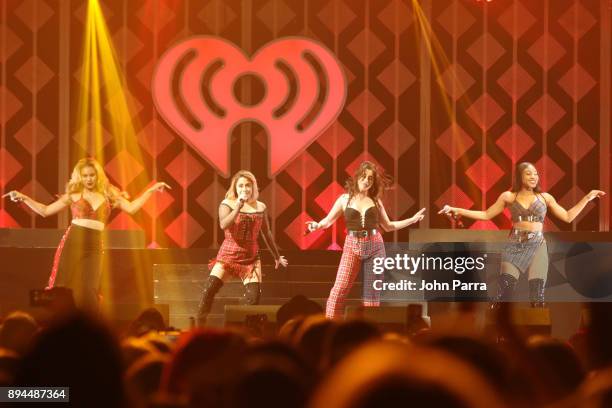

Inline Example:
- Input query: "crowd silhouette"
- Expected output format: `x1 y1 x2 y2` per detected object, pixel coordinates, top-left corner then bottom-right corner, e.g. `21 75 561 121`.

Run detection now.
1 295 611 408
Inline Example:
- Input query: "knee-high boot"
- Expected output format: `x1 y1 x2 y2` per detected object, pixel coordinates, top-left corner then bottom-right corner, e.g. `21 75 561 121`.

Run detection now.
529 278 546 308
197 275 223 326
490 273 518 310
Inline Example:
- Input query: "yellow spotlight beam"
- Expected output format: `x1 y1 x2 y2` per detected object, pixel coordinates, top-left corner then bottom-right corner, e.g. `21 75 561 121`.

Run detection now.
410 0 482 195
76 0 153 312
78 0 145 163
411 0 454 116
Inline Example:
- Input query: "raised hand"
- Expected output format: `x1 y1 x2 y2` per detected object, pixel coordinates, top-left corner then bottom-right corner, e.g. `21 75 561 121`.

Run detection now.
148 182 171 193
410 207 426 223
2 191 25 202
586 190 606 202
305 221 320 232
237 192 249 210
438 205 457 216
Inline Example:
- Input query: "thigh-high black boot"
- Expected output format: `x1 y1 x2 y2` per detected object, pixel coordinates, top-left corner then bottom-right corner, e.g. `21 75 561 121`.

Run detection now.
197 275 223 326
243 282 261 305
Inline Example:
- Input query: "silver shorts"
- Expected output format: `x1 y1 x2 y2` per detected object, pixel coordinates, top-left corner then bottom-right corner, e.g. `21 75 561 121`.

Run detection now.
501 230 545 274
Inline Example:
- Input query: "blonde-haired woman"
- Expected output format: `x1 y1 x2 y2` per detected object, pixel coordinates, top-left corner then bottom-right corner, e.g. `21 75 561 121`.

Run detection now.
197 170 288 326
4 158 170 310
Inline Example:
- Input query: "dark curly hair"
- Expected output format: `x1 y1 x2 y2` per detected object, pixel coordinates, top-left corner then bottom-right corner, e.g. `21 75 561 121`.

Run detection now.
345 161 392 207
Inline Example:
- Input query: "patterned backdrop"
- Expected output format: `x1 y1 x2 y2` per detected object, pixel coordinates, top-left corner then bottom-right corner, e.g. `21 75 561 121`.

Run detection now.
0 0 610 249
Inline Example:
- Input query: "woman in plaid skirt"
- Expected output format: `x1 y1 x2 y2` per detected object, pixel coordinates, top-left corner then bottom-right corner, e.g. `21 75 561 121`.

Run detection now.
306 161 426 319
197 170 288 325
439 162 605 307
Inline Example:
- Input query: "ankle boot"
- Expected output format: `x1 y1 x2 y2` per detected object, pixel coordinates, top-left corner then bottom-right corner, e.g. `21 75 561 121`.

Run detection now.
243 282 261 305
490 273 518 310
529 278 546 308
197 275 223 326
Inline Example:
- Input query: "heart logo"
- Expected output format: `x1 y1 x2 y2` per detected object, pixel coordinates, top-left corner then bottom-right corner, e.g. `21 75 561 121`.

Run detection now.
153 36 346 177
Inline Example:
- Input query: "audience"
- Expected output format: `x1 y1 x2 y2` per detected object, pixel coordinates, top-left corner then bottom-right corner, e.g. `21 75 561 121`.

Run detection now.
13 312 126 407
0 311 38 355
125 353 169 408
2 298 611 407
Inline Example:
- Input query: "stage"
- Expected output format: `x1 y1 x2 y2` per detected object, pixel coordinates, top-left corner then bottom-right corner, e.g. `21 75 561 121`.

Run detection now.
1 1 612 407
2 227 610 340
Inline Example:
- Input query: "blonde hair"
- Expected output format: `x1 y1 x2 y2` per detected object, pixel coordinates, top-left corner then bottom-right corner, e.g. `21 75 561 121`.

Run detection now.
66 158 123 203
225 170 259 201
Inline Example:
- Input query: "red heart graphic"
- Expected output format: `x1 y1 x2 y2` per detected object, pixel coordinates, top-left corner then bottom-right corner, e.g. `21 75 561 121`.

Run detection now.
153 36 346 177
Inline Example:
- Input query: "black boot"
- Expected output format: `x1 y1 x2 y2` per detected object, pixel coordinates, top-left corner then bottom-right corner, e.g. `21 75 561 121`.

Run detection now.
197 275 223 326
529 279 546 308
490 273 518 310
243 282 261 305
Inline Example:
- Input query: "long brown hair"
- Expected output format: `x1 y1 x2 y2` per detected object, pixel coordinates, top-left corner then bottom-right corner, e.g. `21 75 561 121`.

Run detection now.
345 161 391 206
512 162 542 193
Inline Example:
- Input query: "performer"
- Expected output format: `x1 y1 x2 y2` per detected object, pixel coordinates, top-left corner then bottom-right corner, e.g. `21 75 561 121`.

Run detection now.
439 161 605 306
197 170 288 326
4 158 170 310
306 161 426 319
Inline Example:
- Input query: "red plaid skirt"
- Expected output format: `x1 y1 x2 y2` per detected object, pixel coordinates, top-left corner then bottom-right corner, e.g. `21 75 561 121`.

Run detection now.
210 212 264 279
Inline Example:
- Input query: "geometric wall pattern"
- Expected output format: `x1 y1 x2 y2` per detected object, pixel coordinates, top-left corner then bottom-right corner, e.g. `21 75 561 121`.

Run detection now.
429 0 609 234
1 0 610 249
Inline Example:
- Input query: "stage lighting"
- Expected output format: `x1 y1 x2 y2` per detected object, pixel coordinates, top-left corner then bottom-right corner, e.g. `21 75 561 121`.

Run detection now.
75 0 153 310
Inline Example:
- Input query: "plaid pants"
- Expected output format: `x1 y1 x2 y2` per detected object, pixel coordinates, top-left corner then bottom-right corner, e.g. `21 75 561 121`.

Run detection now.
326 232 386 319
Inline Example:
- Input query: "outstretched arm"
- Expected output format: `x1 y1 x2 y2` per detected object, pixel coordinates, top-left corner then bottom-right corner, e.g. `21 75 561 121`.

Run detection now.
543 190 605 223
4 191 69 217
378 203 426 232
260 207 288 269
438 192 510 221
306 194 347 232
116 182 170 215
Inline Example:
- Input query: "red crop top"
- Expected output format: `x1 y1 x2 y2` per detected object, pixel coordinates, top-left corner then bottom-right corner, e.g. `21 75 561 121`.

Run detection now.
70 194 111 224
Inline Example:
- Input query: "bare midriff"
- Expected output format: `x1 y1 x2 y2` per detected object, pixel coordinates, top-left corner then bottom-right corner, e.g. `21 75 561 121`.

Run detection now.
72 218 105 231
512 221 543 232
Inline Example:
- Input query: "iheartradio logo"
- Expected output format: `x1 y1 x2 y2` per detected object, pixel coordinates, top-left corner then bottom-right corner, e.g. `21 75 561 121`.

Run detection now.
153 37 347 177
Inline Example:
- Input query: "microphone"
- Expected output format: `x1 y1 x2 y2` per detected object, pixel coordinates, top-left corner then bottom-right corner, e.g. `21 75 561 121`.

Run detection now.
3 192 22 202
445 212 464 228
304 222 317 236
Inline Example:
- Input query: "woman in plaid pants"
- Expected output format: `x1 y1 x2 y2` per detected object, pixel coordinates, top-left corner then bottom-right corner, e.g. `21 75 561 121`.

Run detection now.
197 170 288 325
307 161 426 319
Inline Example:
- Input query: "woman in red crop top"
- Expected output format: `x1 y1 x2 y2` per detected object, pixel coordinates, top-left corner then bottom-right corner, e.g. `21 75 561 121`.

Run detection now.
439 162 605 307
196 170 288 326
306 161 426 319
5 158 170 310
